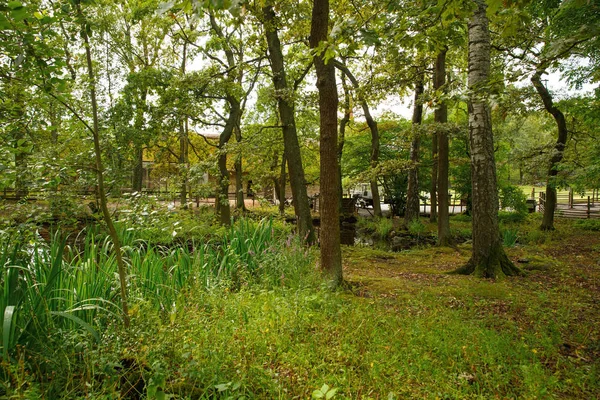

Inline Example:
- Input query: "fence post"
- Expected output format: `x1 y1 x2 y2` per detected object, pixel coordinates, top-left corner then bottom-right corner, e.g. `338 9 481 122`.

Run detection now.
531 188 535 199
588 196 591 219
569 188 573 209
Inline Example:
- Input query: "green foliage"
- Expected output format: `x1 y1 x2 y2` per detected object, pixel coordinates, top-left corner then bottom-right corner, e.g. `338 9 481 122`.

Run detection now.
574 219 600 232
0 217 313 381
499 183 528 215
498 210 527 223
501 226 519 247
357 217 394 239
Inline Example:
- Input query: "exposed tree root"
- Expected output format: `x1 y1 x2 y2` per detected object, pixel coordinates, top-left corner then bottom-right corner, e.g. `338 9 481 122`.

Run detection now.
450 244 522 279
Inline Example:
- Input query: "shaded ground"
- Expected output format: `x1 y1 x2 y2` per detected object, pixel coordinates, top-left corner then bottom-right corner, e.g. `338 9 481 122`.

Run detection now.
341 224 600 397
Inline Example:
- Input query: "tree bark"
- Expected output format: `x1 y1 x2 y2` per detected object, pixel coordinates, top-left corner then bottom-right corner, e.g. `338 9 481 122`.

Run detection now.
132 145 144 192
78 3 130 326
435 49 452 246
209 13 242 226
310 0 342 286
430 130 438 222
531 70 567 231
264 5 315 243
454 0 520 278
216 96 240 226
333 61 382 217
179 42 189 208
338 72 350 206
179 118 189 208
404 77 424 225
279 152 286 215
234 124 246 211
131 88 145 193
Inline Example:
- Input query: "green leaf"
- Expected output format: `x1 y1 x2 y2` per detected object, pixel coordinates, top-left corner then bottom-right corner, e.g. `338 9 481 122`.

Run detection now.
11 6 28 21
325 388 338 399
7 1 22 9
50 311 100 342
3 306 16 360
312 390 324 399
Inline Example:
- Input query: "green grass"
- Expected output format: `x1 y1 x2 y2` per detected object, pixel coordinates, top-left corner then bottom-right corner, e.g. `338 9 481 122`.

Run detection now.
1 216 599 399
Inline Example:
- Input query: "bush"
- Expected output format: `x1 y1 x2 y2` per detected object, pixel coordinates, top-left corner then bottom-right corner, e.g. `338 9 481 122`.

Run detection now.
575 219 600 231
498 211 527 223
501 227 519 247
499 184 528 215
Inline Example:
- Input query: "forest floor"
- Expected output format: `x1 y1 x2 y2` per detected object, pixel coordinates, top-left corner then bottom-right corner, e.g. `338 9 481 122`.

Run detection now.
98 218 599 400
339 221 600 399
4 206 599 399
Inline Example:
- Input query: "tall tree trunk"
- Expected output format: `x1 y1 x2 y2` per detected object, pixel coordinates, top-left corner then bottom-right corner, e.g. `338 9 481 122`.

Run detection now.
208 13 242 226
131 90 145 193
279 153 286 215
14 131 28 200
405 77 424 225
78 3 130 326
179 42 189 208
435 49 452 246
216 96 240 226
334 61 382 217
310 0 342 286
132 145 144 192
339 72 350 205
430 133 438 222
9 82 28 199
454 0 520 278
234 124 246 210
264 5 315 243
532 70 567 231
131 75 147 193
179 118 189 208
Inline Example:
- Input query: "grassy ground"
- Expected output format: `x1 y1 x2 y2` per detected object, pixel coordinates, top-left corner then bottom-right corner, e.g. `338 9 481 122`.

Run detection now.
85 217 597 399
2 214 599 399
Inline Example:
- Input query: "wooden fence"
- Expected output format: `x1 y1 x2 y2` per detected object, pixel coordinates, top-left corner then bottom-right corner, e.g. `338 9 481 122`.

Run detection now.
539 189 600 219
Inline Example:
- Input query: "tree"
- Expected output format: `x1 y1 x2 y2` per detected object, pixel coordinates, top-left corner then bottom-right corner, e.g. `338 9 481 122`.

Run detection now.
261 4 316 243
435 48 452 246
404 72 424 225
310 0 342 286
334 60 382 218
76 1 131 324
454 0 520 278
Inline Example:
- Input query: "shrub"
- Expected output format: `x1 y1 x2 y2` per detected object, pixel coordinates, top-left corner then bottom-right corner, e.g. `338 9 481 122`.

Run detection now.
499 184 528 215
575 219 600 231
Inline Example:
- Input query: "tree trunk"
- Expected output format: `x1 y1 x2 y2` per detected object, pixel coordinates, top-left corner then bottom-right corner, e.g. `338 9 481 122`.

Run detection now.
78 3 130 326
334 61 382 217
405 77 424 225
454 0 520 278
208 13 242 226
310 0 342 286
435 49 452 246
216 96 240 226
338 73 350 206
264 5 315 243
234 125 246 211
532 71 567 231
279 152 286 215
14 131 28 200
132 145 143 192
179 42 189 208
132 87 147 192
179 118 189 208
430 130 438 222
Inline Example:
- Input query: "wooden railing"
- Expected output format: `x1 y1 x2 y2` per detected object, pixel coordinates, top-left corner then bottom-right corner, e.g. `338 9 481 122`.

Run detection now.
539 189 600 219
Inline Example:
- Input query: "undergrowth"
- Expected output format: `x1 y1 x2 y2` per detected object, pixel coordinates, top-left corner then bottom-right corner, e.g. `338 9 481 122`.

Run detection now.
1 214 598 399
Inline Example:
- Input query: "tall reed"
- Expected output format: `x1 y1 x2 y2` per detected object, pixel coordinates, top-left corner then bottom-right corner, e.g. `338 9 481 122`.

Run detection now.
1 217 306 360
